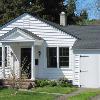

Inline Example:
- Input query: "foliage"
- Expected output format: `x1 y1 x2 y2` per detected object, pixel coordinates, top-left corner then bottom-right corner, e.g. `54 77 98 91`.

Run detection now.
35 78 74 88
49 81 57 87
58 77 73 87
0 0 65 25
41 0 64 23
65 0 77 24
80 10 88 20
35 79 49 87
0 0 89 25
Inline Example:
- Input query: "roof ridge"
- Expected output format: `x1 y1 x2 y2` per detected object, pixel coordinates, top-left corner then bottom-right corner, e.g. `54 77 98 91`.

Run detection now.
0 13 79 39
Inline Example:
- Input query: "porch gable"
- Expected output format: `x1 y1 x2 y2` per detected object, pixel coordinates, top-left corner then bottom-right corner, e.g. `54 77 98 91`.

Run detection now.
0 27 43 42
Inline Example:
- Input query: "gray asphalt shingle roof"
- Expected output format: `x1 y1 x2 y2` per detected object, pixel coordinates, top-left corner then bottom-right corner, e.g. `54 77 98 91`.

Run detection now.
63 25 100 49
0 13 100 49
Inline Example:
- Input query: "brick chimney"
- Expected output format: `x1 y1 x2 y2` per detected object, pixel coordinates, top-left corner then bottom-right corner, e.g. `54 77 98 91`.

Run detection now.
60 12 66 26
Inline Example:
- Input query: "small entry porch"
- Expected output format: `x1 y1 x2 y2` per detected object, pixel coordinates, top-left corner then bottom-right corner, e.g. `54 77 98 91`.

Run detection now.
0 27 44 80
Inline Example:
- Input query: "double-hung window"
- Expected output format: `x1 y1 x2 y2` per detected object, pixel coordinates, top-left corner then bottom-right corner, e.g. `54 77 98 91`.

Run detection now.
47 47 57 68
0 47 2 67
59 47 69 68
47 47 69 68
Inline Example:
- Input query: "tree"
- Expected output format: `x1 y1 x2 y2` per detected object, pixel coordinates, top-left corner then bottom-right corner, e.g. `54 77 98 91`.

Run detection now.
65 0 77 24
0 0 65 25
0 0 44 25
96 0 100 11
96 0 100 18
40 0 64 23
80 10 88 20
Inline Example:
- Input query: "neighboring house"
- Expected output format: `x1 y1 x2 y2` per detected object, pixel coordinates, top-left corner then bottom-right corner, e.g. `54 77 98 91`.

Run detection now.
0 12 100 88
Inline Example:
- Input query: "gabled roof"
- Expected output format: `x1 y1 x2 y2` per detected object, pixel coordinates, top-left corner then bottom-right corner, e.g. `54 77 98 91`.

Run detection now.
0 13 100 49
63 25 100 49
0 27 43 41
0 13 78 39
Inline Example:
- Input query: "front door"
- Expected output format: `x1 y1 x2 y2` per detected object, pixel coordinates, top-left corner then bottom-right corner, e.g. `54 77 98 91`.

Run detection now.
21 48 31 79
80 54 99 88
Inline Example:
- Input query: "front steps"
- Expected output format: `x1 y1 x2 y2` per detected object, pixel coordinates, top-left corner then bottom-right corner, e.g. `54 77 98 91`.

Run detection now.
0 79 35 89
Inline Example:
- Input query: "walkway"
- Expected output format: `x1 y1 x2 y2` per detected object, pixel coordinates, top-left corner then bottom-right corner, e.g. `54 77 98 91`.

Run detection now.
91 95 100 100
57 88 86 100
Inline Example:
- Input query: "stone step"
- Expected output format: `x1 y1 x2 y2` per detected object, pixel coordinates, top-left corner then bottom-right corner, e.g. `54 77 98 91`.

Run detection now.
0 79 35 89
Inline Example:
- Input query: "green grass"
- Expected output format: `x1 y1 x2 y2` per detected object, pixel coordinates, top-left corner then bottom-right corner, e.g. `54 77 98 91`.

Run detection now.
33 86 77 94
0 87 77 100
0 88 56 100
68 90 100 100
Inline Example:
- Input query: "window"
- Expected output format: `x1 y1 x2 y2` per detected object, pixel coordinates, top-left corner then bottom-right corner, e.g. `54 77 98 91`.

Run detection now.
0 47 7 67
5 47 7 67
47 47 69 68
47 47 57 68
59 47 69 68
0 47 2 67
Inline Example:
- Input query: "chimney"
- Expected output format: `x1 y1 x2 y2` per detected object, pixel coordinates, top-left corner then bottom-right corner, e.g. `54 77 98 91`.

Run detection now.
60 12 66 26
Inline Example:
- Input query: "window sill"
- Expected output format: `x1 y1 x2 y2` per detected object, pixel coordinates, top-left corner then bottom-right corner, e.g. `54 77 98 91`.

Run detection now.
46 67 72 71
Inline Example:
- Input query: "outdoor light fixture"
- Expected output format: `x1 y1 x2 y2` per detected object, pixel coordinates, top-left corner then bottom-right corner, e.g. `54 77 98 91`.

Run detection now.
10 51 13 56
38 51 41 56
29 2 32 5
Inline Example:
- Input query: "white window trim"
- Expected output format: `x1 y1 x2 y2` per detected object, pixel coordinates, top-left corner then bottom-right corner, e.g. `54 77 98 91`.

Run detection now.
47 46 71 69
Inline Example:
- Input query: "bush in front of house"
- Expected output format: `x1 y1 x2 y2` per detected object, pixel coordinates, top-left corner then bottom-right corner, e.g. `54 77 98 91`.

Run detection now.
35 79 49 87
35 77 74 88
49 81 57 87
58 77 73 87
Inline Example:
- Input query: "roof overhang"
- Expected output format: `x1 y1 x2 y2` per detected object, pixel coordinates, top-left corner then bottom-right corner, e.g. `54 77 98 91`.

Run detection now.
0 27 44 45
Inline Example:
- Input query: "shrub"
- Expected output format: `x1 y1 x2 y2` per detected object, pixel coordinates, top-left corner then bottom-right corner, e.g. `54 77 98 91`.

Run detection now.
35 80 49 87
35 78 74 88
49 81 57 87
58 77 73 87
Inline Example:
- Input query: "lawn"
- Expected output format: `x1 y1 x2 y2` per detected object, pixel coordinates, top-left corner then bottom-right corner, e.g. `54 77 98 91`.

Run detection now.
0 88 56 100
0 87 77 100
68 89 100 100
33 86 77 94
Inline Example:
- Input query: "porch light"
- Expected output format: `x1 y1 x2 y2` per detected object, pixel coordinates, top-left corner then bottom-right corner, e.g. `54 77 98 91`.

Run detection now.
10 51 13 56
29 2 32 5
38 51 41 56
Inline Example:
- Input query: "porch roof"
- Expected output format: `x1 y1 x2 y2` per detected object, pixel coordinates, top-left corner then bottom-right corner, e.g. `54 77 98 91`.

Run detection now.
0 27 43 42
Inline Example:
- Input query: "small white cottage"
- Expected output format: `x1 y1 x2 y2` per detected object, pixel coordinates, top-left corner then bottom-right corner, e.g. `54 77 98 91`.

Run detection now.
0 13 100 88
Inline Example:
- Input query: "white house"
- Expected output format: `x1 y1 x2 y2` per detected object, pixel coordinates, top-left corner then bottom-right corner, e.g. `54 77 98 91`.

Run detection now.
0 13 100 88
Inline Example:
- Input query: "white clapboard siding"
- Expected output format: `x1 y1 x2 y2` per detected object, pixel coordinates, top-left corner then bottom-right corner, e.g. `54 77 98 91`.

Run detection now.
0 14 76 46
37 69 73 80
73 54 80 85
0 67 11 79
0 14 78 84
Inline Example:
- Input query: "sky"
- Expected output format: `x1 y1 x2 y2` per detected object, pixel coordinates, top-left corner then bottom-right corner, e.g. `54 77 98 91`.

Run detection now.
76 0 100 19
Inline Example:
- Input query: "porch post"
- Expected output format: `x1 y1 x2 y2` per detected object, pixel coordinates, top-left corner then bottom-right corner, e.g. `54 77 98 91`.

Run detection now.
2 44 5 78
31 44 35 80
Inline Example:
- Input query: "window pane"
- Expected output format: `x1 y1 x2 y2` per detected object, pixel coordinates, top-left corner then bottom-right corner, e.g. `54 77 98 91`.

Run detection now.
47 47 57 68
5 47 7 67
0 47 2 67
59 47 69 67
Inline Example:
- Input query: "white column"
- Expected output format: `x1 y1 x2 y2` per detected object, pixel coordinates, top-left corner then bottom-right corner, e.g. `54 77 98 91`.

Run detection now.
2 44 5 78
31 44 35 80
57 46 59 68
